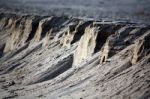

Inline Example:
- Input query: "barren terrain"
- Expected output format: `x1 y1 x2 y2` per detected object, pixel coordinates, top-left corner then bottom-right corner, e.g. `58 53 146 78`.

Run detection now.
0 0 150 99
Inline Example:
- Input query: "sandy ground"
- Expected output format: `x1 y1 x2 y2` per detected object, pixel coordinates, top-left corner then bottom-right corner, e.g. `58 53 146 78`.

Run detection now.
0 1 150 99
0 0 150 23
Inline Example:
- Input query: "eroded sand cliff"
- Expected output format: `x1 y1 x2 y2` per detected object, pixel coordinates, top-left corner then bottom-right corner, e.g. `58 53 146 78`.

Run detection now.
0 13 150 99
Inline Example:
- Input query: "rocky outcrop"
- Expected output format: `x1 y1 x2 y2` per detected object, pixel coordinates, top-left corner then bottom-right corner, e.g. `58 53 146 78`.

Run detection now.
32 17 48 42
73 25 100 66
42 29 53 47
131 32 150 64
99 35 116 64
131 39 145 64
2 15 69 53
61 24 77 48
3 16 33 53
99 25 149 64
61 21 92 49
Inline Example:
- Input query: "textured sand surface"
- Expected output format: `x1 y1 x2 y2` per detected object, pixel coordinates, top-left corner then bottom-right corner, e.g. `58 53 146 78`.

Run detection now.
0 0 150 23
0 1 150 99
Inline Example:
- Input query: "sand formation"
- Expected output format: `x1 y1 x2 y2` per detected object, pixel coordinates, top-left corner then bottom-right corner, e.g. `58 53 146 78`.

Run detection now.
0 13 149 99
